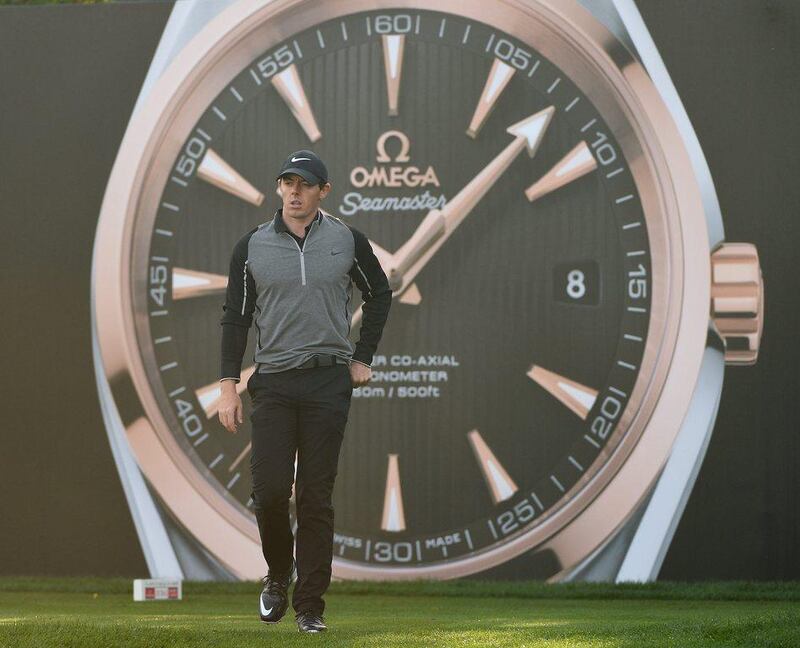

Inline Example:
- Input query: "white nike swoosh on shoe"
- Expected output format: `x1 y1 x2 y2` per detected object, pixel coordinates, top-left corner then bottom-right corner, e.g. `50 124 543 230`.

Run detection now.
260 597 273 617
291 157 311 162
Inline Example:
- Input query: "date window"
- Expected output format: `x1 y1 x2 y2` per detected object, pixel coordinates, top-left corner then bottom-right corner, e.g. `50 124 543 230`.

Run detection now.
554 261 599 306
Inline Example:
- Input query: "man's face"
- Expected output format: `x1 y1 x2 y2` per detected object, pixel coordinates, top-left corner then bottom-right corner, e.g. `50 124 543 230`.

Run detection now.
278 174 331 221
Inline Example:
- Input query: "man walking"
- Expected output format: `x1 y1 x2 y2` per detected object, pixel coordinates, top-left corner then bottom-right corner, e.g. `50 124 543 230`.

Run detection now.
216 150 392 633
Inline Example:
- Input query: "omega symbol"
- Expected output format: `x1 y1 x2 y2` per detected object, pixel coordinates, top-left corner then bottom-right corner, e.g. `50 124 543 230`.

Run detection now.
350 130 440 188
376 130 411 163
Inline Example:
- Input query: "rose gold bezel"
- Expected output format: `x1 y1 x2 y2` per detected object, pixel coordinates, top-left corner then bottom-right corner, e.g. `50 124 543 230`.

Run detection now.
94 0 710 580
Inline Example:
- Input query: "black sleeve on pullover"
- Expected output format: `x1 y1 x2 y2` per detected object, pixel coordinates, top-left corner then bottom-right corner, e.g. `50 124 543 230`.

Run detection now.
219 228 258 382
347 226 392 366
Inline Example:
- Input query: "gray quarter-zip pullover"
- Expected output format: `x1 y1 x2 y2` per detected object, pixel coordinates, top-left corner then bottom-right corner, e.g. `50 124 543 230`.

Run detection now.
219 208 392 379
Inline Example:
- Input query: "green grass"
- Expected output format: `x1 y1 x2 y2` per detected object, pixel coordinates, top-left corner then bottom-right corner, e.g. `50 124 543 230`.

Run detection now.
1 579 798 647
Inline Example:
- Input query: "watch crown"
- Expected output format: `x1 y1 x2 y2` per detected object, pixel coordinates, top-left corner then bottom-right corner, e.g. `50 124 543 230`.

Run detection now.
710 243 764 365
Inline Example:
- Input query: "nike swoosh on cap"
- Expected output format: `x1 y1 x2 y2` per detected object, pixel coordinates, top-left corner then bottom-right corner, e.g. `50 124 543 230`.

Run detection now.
291 156 312 162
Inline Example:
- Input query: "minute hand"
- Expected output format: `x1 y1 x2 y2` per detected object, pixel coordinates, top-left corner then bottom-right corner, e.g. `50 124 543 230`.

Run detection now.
387 106 555 293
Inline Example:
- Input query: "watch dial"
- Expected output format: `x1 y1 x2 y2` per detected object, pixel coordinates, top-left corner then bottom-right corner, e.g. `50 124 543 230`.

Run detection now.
137 7 655 575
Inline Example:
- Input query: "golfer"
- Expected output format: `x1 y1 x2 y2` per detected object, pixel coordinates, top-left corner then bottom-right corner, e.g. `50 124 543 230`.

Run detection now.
216 150 392 633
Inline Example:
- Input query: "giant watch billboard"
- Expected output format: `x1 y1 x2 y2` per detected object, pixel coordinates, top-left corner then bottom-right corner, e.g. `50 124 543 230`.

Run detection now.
91 0 763 582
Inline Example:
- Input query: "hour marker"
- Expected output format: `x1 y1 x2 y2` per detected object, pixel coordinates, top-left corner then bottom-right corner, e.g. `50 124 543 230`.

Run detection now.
624 333 643 342
171 177 187 187
316 29 325 48
550 475 565 492
154 336 171 344
527 60 540 77
198 148 265 205
438 18 446 38
528 365 598 420
381 454 406 532
547 77 561 93
226 472 240 489
467 58 515 138
212 106 226 121
462 24 471 44
271 65 321 142
467 430 518 504
622 221 641 230
229 442 251 472
524 141 597 202
616 194 634 204
617 360 637 370
580 118 597 132
565 97 580 112
172 268 228 301
193 432 209 447
150 310 167 316
606 167 624 178
209 453 224 469
155 229 173 237
382 35 405 116
162 202 179 212
229 86 243 102
159 361 177 372
197 365 257 418
340 21 348 40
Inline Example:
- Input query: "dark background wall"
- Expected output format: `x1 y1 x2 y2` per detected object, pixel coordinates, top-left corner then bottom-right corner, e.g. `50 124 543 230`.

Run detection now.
0 0 797 580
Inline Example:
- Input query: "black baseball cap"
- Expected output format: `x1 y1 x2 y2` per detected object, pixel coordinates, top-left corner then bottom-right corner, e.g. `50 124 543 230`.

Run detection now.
275 149 329 185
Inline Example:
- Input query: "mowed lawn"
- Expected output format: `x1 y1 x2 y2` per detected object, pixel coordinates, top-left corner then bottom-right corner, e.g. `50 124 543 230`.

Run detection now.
0 579 798 647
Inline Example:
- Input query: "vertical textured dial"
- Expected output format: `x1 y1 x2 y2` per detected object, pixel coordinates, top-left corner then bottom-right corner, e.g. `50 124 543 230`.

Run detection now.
134 7 657 576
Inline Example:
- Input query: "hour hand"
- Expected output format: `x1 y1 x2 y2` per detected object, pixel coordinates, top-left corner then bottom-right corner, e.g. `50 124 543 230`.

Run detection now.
368 239 424 304
349 238 420 330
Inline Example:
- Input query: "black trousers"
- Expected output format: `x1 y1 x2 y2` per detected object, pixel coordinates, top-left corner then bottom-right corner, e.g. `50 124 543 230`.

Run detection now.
246 362 352 616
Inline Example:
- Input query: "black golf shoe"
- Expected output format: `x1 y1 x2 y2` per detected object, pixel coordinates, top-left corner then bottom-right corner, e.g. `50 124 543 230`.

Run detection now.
296 610 327 633
258 558 296 624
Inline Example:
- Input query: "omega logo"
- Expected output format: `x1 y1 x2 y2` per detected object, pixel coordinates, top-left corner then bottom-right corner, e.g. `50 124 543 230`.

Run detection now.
349 130 441 188
339 130 447 216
